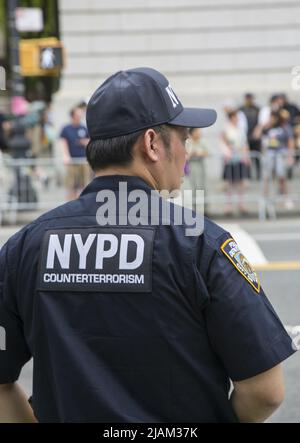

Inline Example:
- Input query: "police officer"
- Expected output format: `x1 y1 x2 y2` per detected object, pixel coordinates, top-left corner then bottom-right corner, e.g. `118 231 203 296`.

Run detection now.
0 68 296 423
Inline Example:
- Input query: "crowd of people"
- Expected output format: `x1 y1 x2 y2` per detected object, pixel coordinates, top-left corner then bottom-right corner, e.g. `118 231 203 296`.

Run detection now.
185 93 300 215
0 100 90 202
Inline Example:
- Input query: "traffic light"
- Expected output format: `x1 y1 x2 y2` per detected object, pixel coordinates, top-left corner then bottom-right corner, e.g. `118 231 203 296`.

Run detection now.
19 37 64 76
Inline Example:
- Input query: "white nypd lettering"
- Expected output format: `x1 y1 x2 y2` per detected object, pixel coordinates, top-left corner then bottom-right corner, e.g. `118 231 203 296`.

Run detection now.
165 84 180 108
46 234 72 269
45 233 145 270
119 234 144 270
95 234 119 269
74 233 96 269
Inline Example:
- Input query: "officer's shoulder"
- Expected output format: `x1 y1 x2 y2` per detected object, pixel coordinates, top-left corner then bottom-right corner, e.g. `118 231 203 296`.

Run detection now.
167 201 229 249
8 199 84 247
203 217 230 247
198 218 231 270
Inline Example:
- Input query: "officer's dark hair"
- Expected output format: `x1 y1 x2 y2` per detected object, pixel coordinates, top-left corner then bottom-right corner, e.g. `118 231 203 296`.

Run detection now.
86 124 171 171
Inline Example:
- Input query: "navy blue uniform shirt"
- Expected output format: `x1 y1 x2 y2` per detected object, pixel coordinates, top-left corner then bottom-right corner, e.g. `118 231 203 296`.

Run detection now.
0 176 296 422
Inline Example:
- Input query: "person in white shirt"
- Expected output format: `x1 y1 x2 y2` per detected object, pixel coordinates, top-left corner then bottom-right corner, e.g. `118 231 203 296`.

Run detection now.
220 110 251 215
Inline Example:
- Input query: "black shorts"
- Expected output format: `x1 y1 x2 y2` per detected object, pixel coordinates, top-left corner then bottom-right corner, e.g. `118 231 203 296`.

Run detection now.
223 161 248 183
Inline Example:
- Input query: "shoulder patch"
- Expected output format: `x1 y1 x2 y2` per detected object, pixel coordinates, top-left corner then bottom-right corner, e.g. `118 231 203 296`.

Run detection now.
221 237 260 293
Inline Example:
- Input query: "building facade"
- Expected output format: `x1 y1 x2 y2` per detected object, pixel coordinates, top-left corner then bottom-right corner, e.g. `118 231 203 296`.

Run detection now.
56 0 300 116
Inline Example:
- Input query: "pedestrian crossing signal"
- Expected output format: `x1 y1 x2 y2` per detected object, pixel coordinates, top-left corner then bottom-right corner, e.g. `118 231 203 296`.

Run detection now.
20 37 64 76
40 46 63 70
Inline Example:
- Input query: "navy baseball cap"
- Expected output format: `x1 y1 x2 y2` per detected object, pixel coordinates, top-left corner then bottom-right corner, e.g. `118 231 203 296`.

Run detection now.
87 67 217 140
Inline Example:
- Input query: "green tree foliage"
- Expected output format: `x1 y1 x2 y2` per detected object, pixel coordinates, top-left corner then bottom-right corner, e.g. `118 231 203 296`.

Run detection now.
3 0 61 102
0 2 6 57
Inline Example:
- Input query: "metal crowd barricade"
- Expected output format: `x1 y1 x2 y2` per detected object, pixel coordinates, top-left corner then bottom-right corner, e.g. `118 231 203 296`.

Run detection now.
260 149 300 219
185 150 300 220
0 153 18 225
0 155 91 225
0 152 299 225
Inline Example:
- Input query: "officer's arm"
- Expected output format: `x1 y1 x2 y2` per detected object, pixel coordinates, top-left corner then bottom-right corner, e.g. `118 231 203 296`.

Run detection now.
0 383 37 423
231 364 285 423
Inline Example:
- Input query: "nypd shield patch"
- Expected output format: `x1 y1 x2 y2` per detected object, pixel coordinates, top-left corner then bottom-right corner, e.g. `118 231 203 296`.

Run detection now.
221 238 260 293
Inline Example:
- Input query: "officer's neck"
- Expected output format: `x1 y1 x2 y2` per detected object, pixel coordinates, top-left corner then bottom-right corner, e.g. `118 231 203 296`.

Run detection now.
95 165 159 191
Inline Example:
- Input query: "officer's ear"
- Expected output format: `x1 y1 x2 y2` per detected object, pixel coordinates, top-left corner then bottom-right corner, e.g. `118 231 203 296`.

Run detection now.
141 128 161 162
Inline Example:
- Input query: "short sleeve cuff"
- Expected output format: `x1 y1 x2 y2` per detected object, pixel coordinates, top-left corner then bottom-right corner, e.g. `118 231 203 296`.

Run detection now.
230 330 297 382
